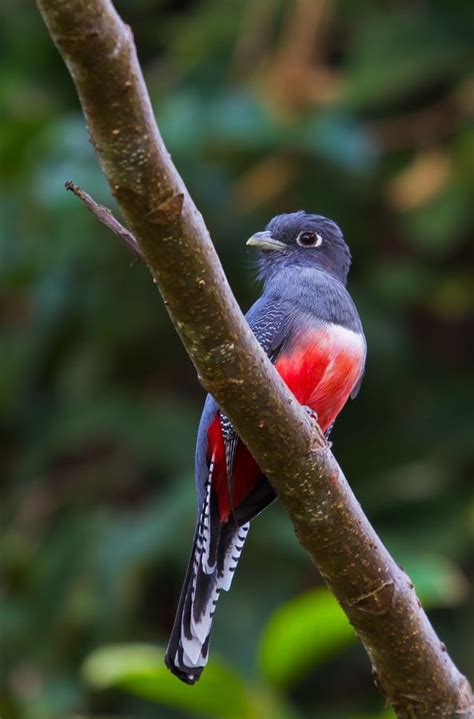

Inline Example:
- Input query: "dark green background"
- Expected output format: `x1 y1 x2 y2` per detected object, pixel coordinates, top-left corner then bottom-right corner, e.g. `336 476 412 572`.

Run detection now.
1 1 473 717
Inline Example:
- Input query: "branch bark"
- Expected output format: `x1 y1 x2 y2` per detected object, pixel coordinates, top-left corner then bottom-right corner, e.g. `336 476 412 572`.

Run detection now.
36 1 474 717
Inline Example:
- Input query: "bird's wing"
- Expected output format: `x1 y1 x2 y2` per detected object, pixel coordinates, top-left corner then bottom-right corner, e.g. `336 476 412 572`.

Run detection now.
246 295 296 360
217 297 296 516
195 296 295 512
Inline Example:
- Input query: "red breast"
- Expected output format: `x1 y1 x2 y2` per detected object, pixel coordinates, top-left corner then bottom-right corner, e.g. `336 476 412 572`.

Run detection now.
208 323 365 522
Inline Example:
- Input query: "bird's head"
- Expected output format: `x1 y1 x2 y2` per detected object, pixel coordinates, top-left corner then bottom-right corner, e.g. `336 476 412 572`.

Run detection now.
247 211 351 285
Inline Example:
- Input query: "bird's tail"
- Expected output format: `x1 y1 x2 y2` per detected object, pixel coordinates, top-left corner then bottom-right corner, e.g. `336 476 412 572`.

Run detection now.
165 480 250 684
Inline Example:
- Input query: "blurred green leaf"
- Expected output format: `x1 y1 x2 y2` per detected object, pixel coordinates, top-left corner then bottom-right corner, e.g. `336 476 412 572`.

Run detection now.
259 588 353 687
259 553 467 686
403 554 468 608
83 644 255 718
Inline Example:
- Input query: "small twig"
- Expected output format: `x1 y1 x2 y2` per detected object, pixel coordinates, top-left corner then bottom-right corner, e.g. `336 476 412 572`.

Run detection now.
65 180 144 259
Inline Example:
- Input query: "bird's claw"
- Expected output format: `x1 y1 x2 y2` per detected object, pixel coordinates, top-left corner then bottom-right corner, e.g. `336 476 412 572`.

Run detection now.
303 405 319 425
303 406 332 448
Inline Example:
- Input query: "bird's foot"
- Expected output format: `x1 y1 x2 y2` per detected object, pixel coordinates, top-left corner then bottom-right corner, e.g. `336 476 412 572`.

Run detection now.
303 407 333 448
303 405 319 425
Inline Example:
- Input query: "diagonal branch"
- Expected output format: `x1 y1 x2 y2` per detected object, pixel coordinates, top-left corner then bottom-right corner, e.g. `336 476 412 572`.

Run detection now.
36 1 474 717
65 180 144 258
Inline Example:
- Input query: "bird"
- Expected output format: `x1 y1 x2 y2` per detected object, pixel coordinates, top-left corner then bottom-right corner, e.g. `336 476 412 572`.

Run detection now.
164 211 366 684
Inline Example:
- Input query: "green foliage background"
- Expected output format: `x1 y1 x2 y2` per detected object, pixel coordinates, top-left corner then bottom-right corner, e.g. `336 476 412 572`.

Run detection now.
1 1 473 717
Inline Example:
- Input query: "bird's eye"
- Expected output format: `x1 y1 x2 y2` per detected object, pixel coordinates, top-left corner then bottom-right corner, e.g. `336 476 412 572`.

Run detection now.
296 231 323 248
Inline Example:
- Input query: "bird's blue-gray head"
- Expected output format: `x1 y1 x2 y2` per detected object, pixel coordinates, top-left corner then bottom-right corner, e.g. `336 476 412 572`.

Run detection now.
247 211 351 285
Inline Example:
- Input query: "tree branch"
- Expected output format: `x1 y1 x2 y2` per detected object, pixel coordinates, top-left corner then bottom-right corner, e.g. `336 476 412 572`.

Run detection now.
36 1 474 716
65 180 143 258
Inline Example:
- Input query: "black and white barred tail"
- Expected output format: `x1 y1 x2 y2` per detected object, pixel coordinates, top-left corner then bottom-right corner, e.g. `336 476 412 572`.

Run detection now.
164 469 250 684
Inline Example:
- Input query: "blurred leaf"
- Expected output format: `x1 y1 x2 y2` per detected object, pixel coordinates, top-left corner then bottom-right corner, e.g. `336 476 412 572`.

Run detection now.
259 553 467 686
403 554 469 608
83 644 255 718
259 588 354 687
